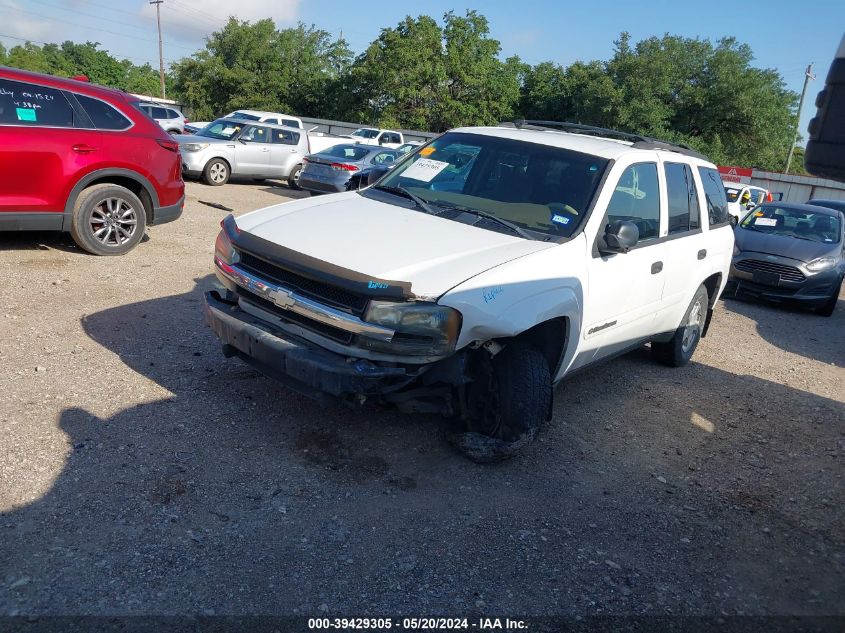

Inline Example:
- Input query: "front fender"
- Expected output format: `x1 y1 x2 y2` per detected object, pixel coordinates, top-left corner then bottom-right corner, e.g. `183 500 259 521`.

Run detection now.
439 237 587 380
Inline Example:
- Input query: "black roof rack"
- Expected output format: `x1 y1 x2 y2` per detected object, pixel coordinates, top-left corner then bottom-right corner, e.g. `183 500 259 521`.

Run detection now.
505 120 708 160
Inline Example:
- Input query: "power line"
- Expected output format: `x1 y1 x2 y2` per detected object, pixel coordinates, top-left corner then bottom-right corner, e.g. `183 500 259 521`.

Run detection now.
0 2 198 52
0 32 179 66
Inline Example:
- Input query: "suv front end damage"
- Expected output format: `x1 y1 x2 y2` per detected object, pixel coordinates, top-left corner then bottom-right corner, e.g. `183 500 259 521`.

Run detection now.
205 214 468 413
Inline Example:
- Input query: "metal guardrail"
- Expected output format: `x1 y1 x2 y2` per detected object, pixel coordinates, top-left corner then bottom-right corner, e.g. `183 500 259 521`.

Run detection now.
299 116 436 143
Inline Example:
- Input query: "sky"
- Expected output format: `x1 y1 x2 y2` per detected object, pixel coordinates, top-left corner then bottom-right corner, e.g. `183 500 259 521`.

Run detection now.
1 0 843 137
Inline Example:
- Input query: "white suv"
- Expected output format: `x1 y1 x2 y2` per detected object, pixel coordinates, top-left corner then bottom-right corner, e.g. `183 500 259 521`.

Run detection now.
204 121 734 460
138 103 186 134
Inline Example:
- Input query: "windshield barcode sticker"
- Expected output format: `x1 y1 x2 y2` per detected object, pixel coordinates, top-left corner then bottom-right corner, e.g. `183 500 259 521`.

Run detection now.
401 158 449 182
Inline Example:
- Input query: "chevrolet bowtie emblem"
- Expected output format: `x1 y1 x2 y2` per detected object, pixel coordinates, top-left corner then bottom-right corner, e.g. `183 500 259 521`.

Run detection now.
269 288 295 309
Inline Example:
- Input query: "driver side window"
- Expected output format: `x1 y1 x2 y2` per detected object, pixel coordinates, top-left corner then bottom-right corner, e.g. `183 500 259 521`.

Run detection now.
240 125 269 143
605 163 661 242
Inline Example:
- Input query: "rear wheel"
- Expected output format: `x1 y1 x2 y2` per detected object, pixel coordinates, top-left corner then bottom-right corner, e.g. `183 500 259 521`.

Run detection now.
652 284 709 367
203 159 229 186
288 164 303 190
69 184 146 256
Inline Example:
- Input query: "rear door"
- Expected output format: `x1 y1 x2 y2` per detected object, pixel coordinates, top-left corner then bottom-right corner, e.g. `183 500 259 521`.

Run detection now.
0 76 82 219
233 124 275 176
658 161 709 332
268 127 303 177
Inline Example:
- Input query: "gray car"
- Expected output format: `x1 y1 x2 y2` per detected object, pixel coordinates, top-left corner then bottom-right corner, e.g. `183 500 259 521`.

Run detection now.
138 103 186 134
727 202 844 316
177 118 308 188
299 145 399 194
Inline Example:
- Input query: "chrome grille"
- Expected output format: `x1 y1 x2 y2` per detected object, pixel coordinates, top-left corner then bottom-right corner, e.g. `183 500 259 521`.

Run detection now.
734 259 805 282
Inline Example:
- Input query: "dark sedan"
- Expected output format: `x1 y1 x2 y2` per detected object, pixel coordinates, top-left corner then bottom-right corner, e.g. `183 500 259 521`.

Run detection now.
726 202 844 316
299 145 399 194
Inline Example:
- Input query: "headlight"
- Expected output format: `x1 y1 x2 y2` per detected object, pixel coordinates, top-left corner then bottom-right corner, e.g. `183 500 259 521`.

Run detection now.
806 256 837 272
181 143 209 152
360 301 461 356
214 224 237 266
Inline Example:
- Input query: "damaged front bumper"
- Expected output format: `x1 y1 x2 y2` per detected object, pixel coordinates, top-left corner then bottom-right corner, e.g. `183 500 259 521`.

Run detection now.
204 289 465 410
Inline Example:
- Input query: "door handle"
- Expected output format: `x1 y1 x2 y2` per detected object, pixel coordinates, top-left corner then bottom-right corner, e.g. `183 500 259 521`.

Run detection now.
697 249 707 260
72 144 97 153
651 261 663 274
261 148 270 152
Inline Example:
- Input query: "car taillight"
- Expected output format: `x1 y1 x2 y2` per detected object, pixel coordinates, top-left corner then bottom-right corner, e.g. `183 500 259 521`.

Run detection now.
184 117 190 123
157 138 179 152
330 162 359 172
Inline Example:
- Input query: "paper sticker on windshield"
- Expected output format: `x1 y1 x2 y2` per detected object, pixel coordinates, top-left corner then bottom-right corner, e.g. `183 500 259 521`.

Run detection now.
754 217 777 227
16 108 36 121
551 214 570 225
401 158 449 182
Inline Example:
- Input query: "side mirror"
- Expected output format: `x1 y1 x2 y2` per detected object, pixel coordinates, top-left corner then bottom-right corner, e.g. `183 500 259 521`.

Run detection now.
600 220 639 254
366 166 391 186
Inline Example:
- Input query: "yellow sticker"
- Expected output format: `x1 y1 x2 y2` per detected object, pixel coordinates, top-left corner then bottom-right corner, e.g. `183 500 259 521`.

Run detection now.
754 211 764 216
420 147 436 156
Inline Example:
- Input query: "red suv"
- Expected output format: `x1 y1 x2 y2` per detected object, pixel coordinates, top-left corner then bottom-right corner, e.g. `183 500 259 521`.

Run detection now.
0 67 185 255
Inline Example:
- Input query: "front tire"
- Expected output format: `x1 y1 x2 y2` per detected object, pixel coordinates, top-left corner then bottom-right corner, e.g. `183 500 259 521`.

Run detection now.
69 184 146 256
815 279 842 317
461 343 551 455
652 284 709 367
203 159 230 186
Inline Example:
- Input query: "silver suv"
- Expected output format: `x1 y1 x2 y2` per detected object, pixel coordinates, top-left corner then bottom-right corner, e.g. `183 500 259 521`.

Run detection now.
177 118 309 187
138 103 186 134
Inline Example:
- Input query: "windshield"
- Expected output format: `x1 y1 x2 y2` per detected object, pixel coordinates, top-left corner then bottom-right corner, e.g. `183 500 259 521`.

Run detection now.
740 205 841 243
196 119 244 140
352 129 379 139
229 111 261 121
372 132 610 239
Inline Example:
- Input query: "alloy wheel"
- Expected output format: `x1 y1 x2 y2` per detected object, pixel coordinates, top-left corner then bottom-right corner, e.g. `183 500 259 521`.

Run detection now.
90 197 138 246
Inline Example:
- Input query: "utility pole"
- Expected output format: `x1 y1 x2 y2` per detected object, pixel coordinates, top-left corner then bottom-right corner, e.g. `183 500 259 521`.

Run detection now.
784 63 815 174
150 0 166 99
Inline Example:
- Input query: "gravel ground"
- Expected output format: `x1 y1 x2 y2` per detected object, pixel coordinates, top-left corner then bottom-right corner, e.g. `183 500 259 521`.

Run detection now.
0 179 843 619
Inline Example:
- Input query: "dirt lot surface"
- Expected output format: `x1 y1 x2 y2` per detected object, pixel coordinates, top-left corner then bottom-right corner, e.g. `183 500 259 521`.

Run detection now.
1 179 843 619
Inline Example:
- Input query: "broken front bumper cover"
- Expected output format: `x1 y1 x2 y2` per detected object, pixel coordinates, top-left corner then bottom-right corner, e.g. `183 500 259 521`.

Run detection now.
204 289 423 402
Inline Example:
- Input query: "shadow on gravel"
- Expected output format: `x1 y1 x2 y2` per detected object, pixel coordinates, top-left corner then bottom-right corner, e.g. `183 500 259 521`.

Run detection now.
0 230 81 254
721 295 845 367
1 281 843 616
258 185 312 200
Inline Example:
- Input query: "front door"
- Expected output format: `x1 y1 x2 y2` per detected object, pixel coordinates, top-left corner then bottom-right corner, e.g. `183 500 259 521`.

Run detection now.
234 124 275 177
580 161 668 364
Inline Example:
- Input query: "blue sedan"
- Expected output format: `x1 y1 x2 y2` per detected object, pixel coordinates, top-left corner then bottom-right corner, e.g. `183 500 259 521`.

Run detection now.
299 144 399 194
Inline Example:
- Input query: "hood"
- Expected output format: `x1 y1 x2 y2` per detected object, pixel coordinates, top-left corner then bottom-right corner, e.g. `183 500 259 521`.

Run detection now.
735 227 838 263
234 192 555 299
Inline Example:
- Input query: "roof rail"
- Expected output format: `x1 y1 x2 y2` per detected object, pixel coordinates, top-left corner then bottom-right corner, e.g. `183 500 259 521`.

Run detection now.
507 120 708 160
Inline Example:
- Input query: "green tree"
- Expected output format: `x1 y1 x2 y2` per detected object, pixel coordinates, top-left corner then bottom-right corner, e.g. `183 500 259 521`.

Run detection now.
171 19 351 120
518 32 798 170
349 10 522 132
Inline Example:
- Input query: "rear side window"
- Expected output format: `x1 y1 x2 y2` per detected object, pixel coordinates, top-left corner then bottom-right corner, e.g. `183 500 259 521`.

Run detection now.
151 107 168 119
665 162 701 234
0 78 75 127
166 109 180 119
271 128 300 145
606 163 661 242
282 118 300 128
698 167 730 226
75 94 132 130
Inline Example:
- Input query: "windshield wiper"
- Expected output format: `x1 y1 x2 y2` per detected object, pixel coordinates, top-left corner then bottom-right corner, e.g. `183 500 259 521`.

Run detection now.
429 201 540 240
373 185 438 215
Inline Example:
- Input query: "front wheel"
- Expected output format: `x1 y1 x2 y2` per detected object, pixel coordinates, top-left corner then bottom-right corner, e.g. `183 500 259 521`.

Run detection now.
456 342 551 462
203 159 229 186
652 284 709 367
814 279 842 317
69 184 147 256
